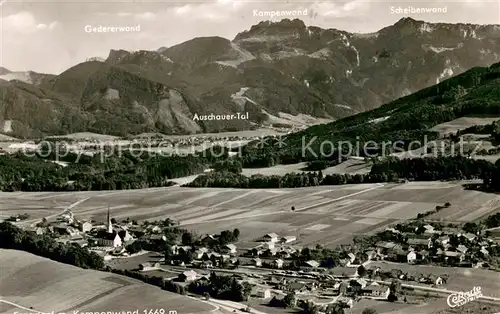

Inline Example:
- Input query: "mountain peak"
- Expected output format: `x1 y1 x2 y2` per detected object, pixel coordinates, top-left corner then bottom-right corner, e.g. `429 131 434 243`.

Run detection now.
395 17 419 24
234 18 306 41
392 17 426 28
106 49 132 64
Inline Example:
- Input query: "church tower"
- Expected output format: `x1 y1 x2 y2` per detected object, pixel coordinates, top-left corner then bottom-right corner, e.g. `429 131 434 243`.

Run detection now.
107 206 112 233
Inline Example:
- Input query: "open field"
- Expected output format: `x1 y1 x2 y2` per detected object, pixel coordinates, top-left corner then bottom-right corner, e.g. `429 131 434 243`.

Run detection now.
385 298 500 314
3 181 500 249
430 117 500 136
241 158 371 177
0 249 216 314
109 251 163 271
173 158 371 186
349 299 413 314
134 129 287 139
45 132 120 140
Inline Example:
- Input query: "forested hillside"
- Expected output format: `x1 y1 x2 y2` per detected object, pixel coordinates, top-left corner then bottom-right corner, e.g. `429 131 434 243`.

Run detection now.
240 62 500 165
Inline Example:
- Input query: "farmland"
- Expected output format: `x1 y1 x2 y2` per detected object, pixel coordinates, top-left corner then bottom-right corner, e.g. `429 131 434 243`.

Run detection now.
3 181 500 249
241 158 371 177
0 249 216 314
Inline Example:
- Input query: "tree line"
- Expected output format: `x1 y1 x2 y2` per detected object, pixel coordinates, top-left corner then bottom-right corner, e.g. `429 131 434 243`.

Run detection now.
0 150 210 192
185 156 500 189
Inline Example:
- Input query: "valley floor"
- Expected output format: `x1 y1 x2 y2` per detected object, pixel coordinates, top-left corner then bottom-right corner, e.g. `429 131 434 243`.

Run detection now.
2 181 500 249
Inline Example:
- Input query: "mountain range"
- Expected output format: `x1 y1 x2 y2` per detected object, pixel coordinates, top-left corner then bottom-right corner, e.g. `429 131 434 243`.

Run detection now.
1 17 499 138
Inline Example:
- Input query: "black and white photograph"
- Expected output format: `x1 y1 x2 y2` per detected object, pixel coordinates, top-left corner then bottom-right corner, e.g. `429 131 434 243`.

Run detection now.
1 0 500 313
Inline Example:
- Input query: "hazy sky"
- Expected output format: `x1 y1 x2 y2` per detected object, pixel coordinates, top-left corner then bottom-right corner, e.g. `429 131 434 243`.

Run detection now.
1 0 499 74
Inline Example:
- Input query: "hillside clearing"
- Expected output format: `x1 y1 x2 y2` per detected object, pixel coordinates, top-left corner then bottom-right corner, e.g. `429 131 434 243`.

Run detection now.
430 117 500 136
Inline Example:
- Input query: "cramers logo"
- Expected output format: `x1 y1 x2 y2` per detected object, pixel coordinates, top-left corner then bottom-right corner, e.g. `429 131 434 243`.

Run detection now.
253 9 308 19
447 286 483 308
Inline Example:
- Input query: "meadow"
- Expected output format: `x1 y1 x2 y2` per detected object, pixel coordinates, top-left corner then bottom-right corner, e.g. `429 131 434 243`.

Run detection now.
0 249 216 314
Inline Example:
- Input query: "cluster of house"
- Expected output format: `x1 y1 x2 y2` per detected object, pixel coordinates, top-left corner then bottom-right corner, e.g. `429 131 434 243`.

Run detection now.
164 232 302 269
243 271 393 309
28 210 96 247
364 266 447 286
160 264 391 310
28 209 165 254
267 275 390 303
167 243 240 268
245 233 299 268
363 225 497 267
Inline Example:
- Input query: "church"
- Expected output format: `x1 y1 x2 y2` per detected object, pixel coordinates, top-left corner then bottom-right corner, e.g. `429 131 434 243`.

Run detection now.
96 208 122 248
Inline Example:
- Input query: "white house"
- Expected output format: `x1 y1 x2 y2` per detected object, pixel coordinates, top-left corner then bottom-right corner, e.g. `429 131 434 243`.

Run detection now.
423 224 436 234
354 278 368 288
252 258 262 267
305 260 320 268
463 233 477 242
363 283 390 300
457 245 468 254
139 262 160 271
281 236 296 243
68 227 80 236
267 247 278 256
195 247 209 259
263 233 279 243
78 221 92 232
438 235 450 245
223 244 237 254
273 259 284 269
407 251 417 264
256 289 271 299
264 242 275 250
178 270 197 282
435 276 444 285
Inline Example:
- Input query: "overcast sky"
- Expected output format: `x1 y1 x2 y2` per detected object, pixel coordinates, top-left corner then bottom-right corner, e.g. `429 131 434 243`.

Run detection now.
1 0 499 74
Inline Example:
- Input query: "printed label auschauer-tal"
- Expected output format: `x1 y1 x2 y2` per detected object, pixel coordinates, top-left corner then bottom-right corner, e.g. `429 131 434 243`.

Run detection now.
192 112 249 121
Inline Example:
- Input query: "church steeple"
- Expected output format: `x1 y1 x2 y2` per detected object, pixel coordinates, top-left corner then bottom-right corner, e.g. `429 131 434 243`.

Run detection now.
107 206 112 233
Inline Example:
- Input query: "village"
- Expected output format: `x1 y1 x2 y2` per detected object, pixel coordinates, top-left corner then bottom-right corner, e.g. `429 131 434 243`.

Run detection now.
16 204 500 313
